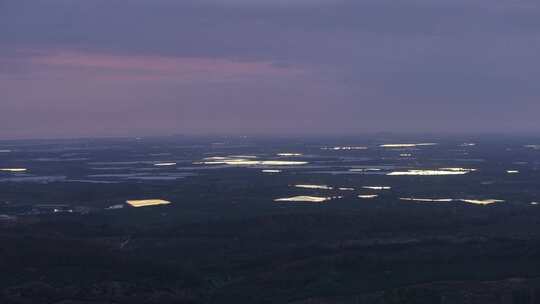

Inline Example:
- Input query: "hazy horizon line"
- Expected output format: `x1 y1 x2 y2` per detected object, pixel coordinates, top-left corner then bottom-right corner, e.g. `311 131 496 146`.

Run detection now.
2 131 540 142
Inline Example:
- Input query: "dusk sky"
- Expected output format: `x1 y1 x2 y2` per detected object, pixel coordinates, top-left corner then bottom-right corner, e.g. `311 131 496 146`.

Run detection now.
1 0 540 139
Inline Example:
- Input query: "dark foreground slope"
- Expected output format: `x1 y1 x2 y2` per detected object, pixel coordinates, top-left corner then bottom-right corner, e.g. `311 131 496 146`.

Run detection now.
2 202 540 304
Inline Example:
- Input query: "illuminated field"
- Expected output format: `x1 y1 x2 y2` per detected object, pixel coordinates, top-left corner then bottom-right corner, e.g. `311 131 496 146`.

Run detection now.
460 199 504 205
388 168 475 176
294 184 333 190
274 196 333 203
363 186 391 190
400 197 454 202
399 198 503 205
126 199 172 208
358 194 378 199
195 156 308 166
380 143 437 148
349 168 382 172
322 146 368 150
153 162 177 167
0 168 28 172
